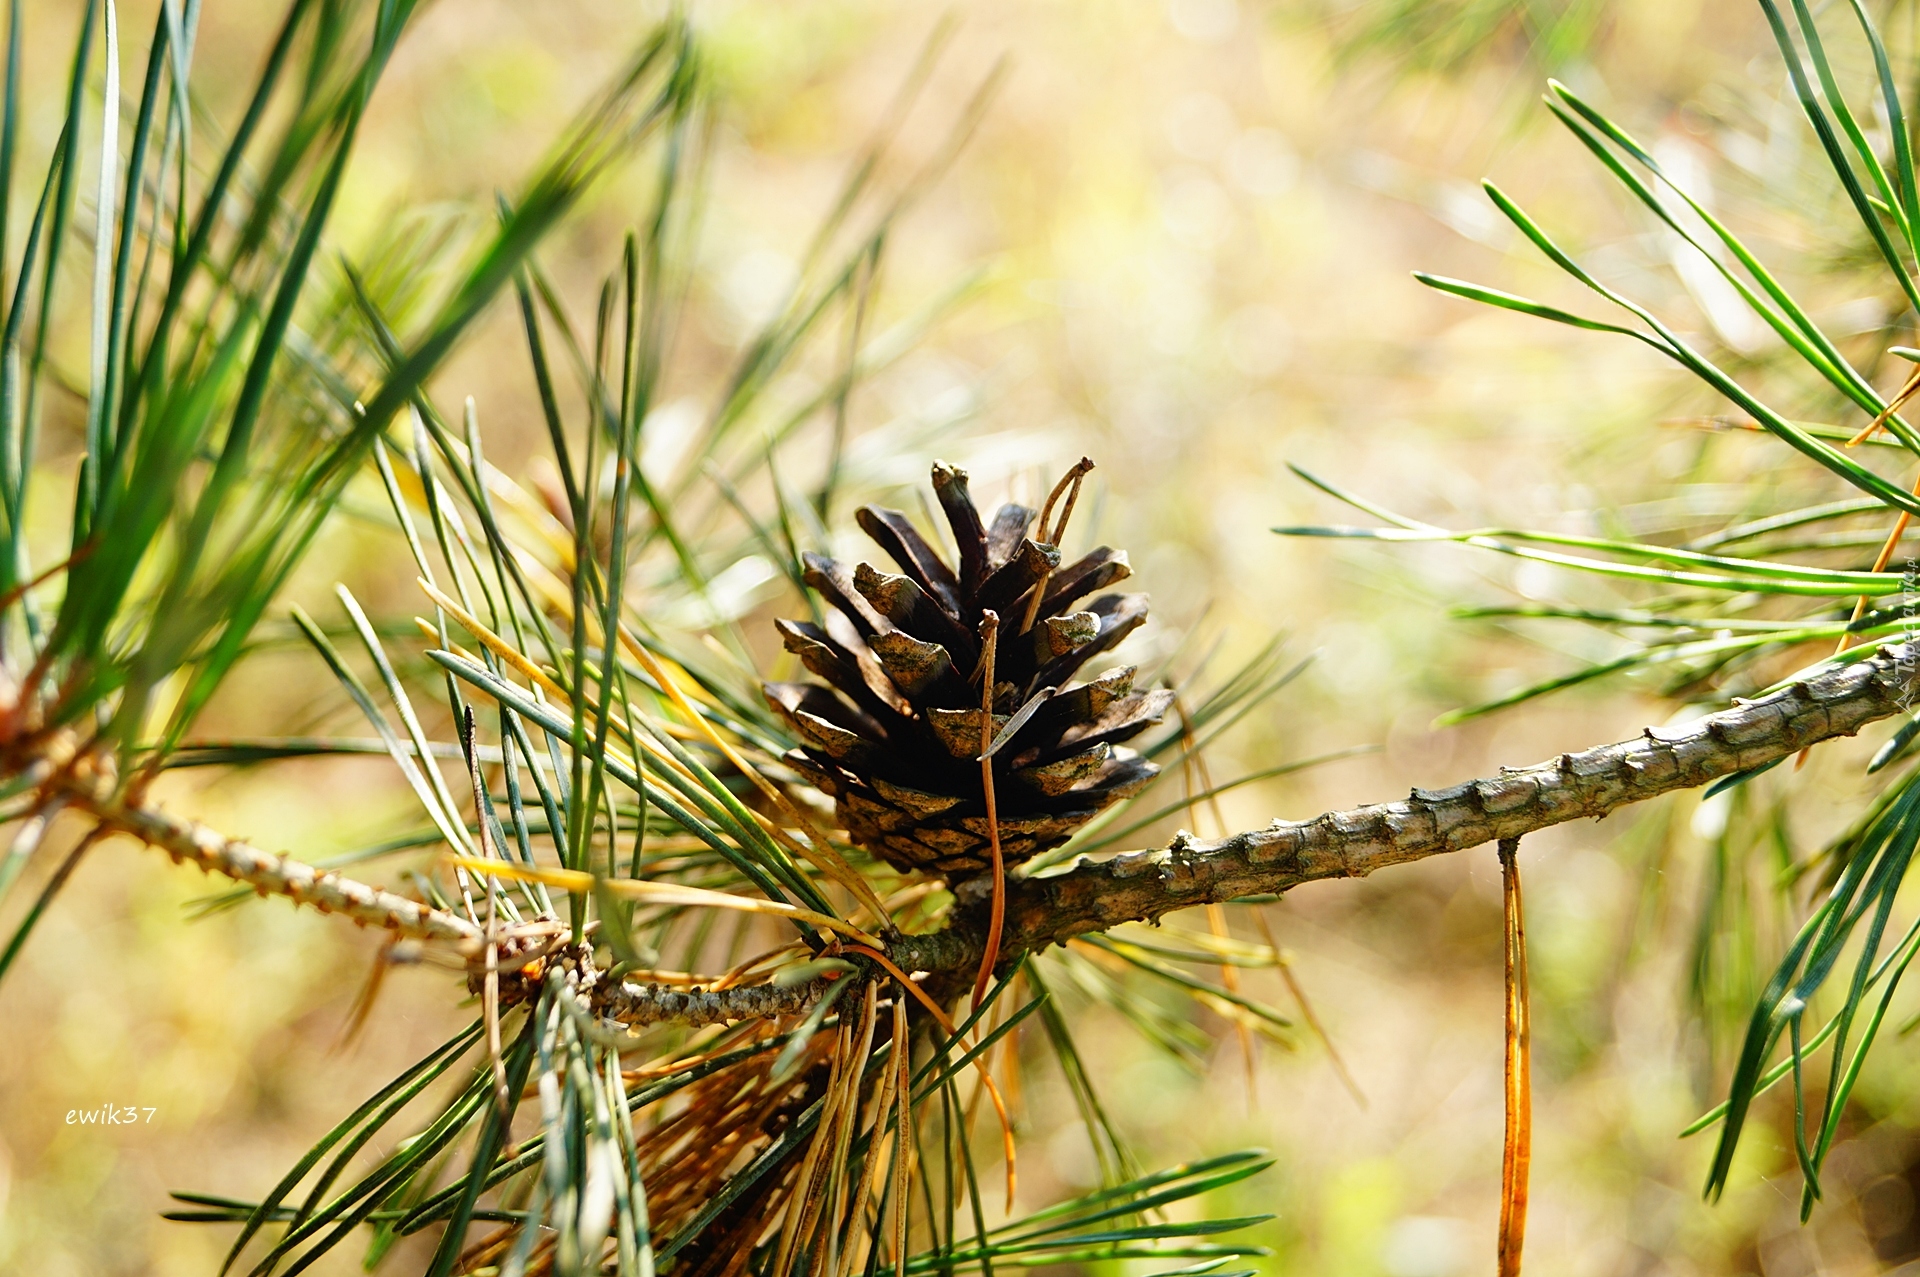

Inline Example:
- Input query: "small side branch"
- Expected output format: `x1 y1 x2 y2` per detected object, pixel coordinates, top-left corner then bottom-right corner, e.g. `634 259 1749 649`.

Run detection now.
596 977 829 1027
78 792 484 945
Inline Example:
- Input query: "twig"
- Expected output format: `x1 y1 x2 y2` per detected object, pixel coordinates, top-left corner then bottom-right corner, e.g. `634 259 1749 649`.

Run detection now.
994 642 1920 957
75 790 484 945
596 977 830 1027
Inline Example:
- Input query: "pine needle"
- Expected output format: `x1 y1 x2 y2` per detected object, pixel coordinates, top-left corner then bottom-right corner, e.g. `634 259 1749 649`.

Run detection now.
1249 906 1366 1108
845 943 1018 1209
1498 836 1531 1277
615 618 893 922
1019 456 1093 634
1175 696 1257 1105
971 609 1006 1014
461 707 513 1124
1847 362 1920 446
889 995 913 1277
445 855 883 946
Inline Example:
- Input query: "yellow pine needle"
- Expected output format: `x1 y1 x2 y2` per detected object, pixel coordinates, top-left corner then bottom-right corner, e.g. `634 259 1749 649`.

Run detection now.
993 971 1025 1117
614 620 892 922
445 855 884 947
1144 924 1283 964
444 429 579 566
773 1018 852 1277
954 1014 1019 1213
506 541 580 618
823 985 882 1277
333 932 400 1052
978 1084 1022 1213
419 580 571 698
620 1029 741 1081
1815 469 1920 771
890 995 913 1277
419 580 859 907
840 942 1019 1207
841 1019 899 1277
601 967 723 987
1206 905 1258 1100
386 424 578 569
1854 476 1917 600
415 583 700 792
814 1007 874 1277
411 617 482 664
1175 700 1258 1103
971 610 1007 1015
415 596 698 746
1498 837 1531 1277
710 942 813 991
1848 363 1920 446
1189 992 1289 1045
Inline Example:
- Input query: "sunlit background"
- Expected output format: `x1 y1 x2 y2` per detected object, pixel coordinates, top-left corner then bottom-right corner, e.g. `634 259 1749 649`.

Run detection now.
6 0 1920 1272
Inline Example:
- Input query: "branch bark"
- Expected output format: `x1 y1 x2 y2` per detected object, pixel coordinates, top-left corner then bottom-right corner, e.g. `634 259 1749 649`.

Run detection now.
79 793 485 945
597 976 831 1026
988 641 1920 961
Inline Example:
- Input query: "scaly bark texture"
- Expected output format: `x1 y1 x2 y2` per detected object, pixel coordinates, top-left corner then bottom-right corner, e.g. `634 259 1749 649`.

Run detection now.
79 794 485 945
598 977 831 1026
991 642 1920 958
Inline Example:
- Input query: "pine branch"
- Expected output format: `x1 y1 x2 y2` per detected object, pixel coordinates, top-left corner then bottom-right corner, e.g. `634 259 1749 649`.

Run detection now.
60 643 1920 1022
597 976 831 1026
74 790 484 945
989 642 1920 959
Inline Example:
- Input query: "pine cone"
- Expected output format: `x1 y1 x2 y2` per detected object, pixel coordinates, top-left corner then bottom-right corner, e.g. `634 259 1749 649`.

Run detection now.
765 461 1169 879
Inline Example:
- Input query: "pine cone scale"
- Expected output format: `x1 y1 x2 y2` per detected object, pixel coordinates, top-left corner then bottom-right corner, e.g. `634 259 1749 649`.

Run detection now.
854 505 965 614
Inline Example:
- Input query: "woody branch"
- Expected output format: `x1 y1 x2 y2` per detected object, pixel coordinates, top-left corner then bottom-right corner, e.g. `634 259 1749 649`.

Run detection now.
60 642 1920 1025
986 641 1920 960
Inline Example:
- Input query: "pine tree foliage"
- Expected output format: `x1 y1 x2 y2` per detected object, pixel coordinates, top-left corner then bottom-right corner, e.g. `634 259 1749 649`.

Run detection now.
8 0 1920 1273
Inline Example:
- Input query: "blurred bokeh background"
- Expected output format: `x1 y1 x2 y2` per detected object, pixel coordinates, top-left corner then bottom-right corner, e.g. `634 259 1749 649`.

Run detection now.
8 0 1920 1272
